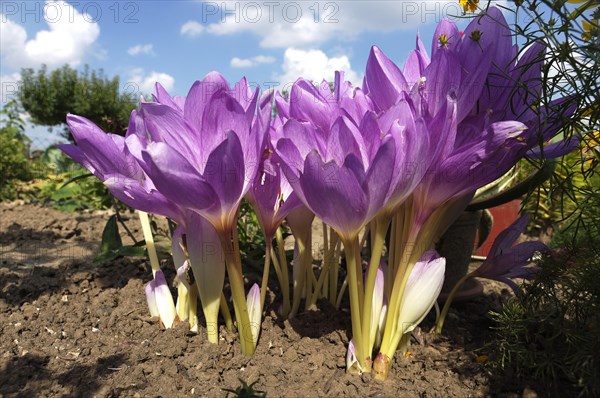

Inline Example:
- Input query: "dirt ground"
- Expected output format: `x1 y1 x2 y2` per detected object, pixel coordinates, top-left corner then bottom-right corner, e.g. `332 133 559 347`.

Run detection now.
0 202 536 397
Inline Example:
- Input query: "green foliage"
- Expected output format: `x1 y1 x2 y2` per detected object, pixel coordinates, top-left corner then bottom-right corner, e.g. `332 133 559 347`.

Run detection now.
223 378 266 398
237 199 267 265
508 0 600 239
0 100 32 200
489 231 600 397
94 214 148 264
18 64 137 140
19 147 111 212
522 143 600 236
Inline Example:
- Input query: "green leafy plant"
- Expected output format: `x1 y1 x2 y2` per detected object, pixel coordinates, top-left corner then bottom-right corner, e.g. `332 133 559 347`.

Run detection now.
489 227 600 397
20 147 111 211
0 100 32 200
223 378 266 398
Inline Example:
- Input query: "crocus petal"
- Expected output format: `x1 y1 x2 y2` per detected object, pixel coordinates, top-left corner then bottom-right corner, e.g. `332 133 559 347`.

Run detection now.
364 136 396 212
202 131 246 228
186 212 225 340
246 283 262 347
153 82 183 112
346 339 359 372
375 299 388 350
65 114 127 180
403 50 425 88
171 226 187 272
368 262 386 349
298 151 368 239
431 19 460 58
232 76 259 115
281 118 325 160
489 213 530 254
528 136 581 159
325 116 366 166
140 103 199 166
103 174 185 223
274 91 290 119
397 251 445 335
141 141 218 213
492 241 549 277
184 71 230 130
176 260 192 291
56 144 92 173
472 213 549 293
153 269 177 328
145 280 159 317
424 46 461 118
247 150 302 239
365 46 409 111
290 79 336 134
199 89 252 165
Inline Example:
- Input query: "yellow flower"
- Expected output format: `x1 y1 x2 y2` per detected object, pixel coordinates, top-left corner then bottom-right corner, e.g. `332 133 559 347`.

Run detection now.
567 0 599 41
460 0 480 13
582 130 600 165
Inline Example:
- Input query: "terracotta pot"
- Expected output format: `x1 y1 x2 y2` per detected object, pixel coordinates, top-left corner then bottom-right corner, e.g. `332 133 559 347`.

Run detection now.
474 200 521 256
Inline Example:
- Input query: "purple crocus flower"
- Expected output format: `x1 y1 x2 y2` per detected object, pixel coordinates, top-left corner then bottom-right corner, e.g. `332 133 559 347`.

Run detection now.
471 213 549 293
275 74 430 239
362 7 579 235
145 269 177 329
275 114 396 241
366 46 530 228
397 250 445 335
184 212 225 343
456 8 578 157
246 116 302 241
58 114 185 224
127 72 271 235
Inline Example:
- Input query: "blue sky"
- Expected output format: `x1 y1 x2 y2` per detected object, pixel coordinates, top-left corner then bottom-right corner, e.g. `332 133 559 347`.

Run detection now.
0 0 514 147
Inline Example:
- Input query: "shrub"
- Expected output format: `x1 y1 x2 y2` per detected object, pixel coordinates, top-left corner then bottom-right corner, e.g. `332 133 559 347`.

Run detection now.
0 100 32 200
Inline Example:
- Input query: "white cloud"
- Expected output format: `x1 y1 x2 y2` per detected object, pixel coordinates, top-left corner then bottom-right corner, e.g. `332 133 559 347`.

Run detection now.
230 55 276 68
128 44 155 56
127 69 175 96
0 0 100 69
205 1 512 49
276 48 360 87
1 73 21 105
180 20 204 37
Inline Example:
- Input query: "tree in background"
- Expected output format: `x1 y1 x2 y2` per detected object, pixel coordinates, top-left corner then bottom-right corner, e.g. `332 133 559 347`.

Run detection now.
18 65 137 141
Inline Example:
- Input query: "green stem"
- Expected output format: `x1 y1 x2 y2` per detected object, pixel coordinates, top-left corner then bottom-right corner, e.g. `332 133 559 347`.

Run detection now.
435 272 473 334
290 234 309 318
361 217 390 359
188 286 198 333
377 227 422 363
342 236 368 372
329 230 341 306
355 240 364 314
270 246 284 297
335 275 348 310
219 232 254 355
220 292 233 331
176 283 190 323
304 228 314 311
260 239 272 310
275 228 291 318
309 236 340 308
138 211 160 276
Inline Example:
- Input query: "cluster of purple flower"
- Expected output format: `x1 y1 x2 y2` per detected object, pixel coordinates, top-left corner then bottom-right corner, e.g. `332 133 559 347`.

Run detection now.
60 8 570 379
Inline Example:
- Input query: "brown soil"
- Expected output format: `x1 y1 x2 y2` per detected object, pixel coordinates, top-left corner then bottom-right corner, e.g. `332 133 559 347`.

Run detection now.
1 203 531 397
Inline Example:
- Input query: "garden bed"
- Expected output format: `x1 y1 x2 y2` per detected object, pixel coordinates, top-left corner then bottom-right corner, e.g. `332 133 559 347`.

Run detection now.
1 203 534 397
